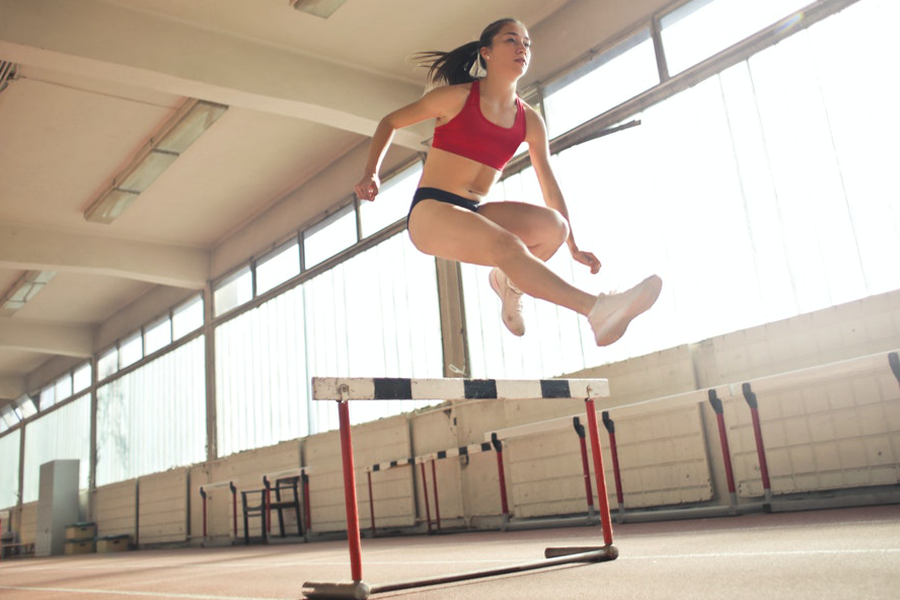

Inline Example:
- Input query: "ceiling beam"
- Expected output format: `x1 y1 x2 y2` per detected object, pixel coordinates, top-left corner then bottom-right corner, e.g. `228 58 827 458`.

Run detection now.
0 0 430 151
0 374 25 401
0 222 209 289
0 319 93 358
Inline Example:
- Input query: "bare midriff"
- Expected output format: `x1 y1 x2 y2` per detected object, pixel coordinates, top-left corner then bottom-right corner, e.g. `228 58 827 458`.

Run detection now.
417 147 503 202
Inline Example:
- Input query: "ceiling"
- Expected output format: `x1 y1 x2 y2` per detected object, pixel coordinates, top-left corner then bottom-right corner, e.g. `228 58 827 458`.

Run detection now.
0 0 575 403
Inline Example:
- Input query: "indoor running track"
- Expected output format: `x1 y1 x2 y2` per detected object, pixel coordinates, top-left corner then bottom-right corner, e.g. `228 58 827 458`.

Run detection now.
1 505 898 599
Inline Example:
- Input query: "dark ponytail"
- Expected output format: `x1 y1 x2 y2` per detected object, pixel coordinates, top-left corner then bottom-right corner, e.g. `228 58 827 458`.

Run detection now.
414 18 522 86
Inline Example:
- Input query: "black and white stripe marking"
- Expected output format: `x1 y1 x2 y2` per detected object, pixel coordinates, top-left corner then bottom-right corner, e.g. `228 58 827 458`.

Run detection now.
365 442 497 473
312 377 609 401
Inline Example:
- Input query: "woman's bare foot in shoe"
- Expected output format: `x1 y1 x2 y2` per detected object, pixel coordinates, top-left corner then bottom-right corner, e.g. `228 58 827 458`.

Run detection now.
489 267 526 336
588 275 662 346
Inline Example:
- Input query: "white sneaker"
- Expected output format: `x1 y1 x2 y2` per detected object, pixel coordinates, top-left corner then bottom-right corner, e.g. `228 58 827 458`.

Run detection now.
489 267 526 337
588 275 662 346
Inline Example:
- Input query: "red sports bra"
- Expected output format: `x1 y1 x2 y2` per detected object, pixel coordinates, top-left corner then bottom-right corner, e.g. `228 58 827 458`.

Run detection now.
431 80 527 171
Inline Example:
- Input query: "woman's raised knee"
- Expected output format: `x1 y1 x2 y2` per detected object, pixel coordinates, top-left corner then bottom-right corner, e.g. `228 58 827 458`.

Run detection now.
487 230 531 266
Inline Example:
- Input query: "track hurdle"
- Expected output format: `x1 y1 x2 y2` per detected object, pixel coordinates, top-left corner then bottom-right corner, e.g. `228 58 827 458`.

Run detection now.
488 414 601 524
198 481 237 543
365 440 499 535
302 377 617 600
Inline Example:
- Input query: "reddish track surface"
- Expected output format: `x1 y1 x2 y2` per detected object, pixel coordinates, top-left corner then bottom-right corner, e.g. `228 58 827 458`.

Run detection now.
1 505 898 599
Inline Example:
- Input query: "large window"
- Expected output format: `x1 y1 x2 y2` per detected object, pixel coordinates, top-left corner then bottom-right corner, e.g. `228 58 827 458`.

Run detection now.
464 0 899 377
0 430 20 509
22 395 91 503
359 161 421 237
96 337 206 486
216 231 443 456
303 205 358 269
303 233 443 431
544 28 659 138
660 0 810 76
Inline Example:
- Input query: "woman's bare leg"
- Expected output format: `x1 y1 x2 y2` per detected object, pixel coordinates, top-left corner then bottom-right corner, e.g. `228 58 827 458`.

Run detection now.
408 201 596 315
476 201 569 263
408 199 662 346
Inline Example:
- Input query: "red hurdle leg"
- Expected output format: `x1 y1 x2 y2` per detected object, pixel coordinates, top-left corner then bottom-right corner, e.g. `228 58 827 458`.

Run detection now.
490 433 510 519
583 396 614 546
265 487 272 534
573 418 595 512
742 384 772 501
602 411 625 508
367 471 376 537
431 459 441 531
302 471 311 532
200 489 208 538
708 390 738 504
420 462 433 533
337 399 363 582
229 482 238 540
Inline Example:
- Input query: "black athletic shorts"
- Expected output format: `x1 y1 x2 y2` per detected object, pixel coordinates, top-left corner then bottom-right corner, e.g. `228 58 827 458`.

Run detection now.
408 187 480 224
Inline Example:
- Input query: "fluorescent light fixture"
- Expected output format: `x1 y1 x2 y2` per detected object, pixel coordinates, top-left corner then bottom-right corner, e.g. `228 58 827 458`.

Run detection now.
84 99 228 224
1 270 56 313
289 0 347 19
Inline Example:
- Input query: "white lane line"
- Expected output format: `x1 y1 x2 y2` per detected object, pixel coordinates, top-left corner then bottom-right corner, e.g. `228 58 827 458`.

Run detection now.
619 548 900 560
0 586 283 600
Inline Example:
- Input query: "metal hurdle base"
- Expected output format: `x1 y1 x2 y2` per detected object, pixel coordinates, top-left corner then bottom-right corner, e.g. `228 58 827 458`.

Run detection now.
301 545 617 599
302 581 370 600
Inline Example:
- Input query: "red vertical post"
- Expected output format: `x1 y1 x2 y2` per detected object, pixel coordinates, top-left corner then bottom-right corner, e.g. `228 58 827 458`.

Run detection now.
302 471 311 532
229 482 238 540
200 488 208 538
742 384 771 499
602 411 625 507
420 462 432 533
430 459 441 531
708 390 737 502
264 478 272 534
337 398 363 582
367 470 376 537
572 418 595 511
490 433 510 518
583 397 614 546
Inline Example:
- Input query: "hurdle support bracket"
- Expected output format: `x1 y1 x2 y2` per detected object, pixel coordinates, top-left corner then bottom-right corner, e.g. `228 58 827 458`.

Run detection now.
544 544 618 560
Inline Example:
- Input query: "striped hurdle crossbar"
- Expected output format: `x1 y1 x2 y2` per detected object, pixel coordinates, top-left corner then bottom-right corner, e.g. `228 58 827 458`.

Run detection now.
304 377 616 600
312 377 609 402
367 442 495 473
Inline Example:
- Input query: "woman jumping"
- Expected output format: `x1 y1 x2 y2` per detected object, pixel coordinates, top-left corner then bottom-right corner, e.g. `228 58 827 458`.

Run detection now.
355 18 661 345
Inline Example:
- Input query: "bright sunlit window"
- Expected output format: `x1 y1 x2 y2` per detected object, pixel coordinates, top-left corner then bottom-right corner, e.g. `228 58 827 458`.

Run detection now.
465 0 900 377
173 294 203 339
303 205 358 269
660 0 810 75
544 28 659 137
98 347 118 380
119 331 143 368
214 266 253 317
54 375 72 404
144 316 173 355
256 239 301 295
359 161 422 237
73 363 91 394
